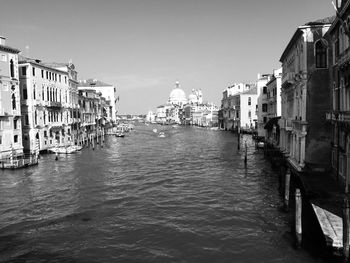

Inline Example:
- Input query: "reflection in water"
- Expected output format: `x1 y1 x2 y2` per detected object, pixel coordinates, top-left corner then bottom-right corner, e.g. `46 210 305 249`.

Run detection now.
0 125 325 262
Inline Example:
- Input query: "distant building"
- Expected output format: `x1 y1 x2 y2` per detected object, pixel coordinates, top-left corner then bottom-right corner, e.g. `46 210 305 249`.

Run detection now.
78 79 118 123
220 83 256 131
0 36 22 159
256 73 272 137
264 68 282 147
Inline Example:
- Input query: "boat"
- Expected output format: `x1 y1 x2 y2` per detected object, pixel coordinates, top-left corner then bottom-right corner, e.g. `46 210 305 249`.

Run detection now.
48 145 82 154
116 133 125 137
158 132 165 138
152 128 158 133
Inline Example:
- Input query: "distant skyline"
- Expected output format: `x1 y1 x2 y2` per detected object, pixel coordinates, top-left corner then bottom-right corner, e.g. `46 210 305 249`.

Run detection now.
1 0 334 114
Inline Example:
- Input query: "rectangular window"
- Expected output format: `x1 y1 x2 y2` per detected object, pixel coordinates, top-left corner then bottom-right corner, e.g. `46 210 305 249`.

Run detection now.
248 97 251 106
248 110 251 118
262 103 268 112
1 54 7 61
41 70 44 78
14 135 18 143
23 85 28 100
25 114 29 125
32 67 35 76
44 131 47 137
21 67 27 76
0 135 2 144
13 119 17 129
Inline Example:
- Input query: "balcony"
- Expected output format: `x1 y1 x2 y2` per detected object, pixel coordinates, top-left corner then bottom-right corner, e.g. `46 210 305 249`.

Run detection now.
292 119 308 134
327 111 350 122
47 101 62 108
282 72 295 87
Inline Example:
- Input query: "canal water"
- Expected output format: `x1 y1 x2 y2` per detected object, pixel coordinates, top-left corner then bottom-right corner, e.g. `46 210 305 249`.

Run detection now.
0 125 327 262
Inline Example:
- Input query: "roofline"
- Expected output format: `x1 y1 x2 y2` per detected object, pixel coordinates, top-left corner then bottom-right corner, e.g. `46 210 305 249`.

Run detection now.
19 60 68 74
0 45 21 54
279 23 332 62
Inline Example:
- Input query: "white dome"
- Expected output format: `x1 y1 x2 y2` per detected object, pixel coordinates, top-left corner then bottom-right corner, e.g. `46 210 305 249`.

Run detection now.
169 88 187 105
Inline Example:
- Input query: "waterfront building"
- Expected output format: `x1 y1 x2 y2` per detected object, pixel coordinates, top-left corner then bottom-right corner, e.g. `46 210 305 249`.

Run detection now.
78 79 118 123
0 36 23 159
327 1 350 188
220 83 252 131
146 110 156 123
256 74 272 137
230 86 258 133
168 81 187 107
78 88 99 143
264 68 282 147
19 58 79 152
279 17 333 174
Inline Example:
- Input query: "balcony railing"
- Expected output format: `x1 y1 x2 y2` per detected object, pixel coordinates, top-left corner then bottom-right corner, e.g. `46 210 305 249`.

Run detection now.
327 111 350 122
47 101 62 108
282 72 295 87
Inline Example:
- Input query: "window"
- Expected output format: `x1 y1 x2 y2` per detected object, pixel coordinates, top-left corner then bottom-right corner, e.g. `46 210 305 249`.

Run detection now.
41 69 44 78
315 40 327 68
13 119 17 129
12 93 16 110
263 116 267 123
23 85 28 100
21 67 27 76
248 110 251 118
32 67 35 76
1 54 7 61
0 135 3 144
44 131 47 137
248 97 251 106
25 114 29 125
262 103 268 112
263 86 267 94
14 135 18 143
10 59 14 78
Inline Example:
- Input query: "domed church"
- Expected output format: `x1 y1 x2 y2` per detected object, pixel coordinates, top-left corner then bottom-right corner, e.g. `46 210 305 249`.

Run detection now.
168 81 187 107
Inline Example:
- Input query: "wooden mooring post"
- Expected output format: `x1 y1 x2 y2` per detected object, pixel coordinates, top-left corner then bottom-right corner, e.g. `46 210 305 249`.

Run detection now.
295 188 302 248
343 197 350 263
284 168 291 212
244 140 247 165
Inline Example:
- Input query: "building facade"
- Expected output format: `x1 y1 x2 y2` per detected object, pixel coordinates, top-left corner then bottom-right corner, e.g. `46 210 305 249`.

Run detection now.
280 17 333 174
19 58 80 153
264 68 282 147
0 36 22 159
78 79 118 123
327 0 350 188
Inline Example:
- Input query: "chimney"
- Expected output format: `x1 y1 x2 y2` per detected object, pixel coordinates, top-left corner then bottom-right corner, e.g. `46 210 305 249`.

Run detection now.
0 36 6 46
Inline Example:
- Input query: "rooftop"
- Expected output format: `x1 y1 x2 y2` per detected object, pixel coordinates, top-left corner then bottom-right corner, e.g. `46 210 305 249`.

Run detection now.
79 79 113 87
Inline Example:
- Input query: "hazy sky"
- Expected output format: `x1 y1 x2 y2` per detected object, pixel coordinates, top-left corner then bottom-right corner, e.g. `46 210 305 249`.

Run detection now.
1 0 334 114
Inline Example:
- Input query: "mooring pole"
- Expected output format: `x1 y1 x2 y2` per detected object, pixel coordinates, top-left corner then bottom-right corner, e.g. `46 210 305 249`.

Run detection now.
244 140 247 165
295 188 302 248
343 197 350 263
237 127 240 150
284 168 291 212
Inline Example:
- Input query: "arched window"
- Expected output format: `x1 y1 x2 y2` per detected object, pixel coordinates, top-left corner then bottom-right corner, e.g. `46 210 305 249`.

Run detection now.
315 40 327 68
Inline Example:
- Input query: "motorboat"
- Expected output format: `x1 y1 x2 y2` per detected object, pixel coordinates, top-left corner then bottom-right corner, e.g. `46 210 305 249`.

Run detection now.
116 133 125 137
158 132 165 138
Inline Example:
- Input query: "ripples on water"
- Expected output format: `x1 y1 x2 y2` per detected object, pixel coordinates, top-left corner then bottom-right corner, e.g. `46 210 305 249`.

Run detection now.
0 125 326 262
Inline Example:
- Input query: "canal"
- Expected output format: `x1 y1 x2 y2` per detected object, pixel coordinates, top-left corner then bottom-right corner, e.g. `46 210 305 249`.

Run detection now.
0 125 327 262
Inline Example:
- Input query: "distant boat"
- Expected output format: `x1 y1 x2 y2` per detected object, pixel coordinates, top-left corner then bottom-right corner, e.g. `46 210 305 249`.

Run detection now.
152 128 158 133
158 132 165 138
48 145 82 154
116 133 125 138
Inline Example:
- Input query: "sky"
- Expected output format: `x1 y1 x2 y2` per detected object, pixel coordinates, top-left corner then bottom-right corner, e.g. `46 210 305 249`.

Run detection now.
0 0 334 114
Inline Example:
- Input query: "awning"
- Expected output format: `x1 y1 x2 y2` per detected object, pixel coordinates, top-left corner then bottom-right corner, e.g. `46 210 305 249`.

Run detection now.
264 116 281 130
